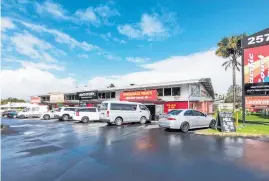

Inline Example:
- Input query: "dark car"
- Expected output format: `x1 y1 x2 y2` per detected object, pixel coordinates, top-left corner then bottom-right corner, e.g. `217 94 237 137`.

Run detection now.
1 110 18 118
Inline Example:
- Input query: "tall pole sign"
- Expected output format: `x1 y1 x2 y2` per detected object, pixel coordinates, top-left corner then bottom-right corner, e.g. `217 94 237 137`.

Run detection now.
241 28 269 123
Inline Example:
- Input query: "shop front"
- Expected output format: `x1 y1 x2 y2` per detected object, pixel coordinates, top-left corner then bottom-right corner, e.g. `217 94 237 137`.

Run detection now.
77 91 101 107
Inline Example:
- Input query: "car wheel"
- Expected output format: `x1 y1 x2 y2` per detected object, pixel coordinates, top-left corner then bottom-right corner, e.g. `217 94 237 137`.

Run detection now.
43 114 50 120
107 122 112 126
140 116 147 124
62 115 69 121
19 115 25 119
81 116 89 123
115 117 123 126
180 122 190 133
209 119 216 129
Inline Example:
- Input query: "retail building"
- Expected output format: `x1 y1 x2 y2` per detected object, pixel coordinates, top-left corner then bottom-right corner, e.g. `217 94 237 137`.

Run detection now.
36 78 215 119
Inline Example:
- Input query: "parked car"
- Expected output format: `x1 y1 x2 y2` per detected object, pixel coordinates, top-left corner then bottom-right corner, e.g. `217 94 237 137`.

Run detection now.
1 110 18 118
55 107 77 121
99 101 151 126
17 105 49 119
158 109 216 132
72 107 99 123
40 108 59 120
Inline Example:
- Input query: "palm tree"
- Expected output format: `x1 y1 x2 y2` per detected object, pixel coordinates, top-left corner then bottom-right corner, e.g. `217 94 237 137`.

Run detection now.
216 34 246 112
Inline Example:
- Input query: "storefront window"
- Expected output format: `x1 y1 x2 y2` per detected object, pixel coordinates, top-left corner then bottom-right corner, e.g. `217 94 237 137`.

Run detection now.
101 93 105 99
111 92 116 98
98 93 101 99
105 92 110 99
157 88 163 96
172 87 181 96
164 88 171 96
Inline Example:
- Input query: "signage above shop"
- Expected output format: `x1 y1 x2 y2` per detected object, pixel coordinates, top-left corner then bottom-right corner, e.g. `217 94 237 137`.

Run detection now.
77 91 98 100
30 96 41 104
245 96 269 109
50 94 65 103
120 90 157 101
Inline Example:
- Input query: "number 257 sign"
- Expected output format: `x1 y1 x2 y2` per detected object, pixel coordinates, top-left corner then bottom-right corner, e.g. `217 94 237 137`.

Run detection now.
242 28 269 49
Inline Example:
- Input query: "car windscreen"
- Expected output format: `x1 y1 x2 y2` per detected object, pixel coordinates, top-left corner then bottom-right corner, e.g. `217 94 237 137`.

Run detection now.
100 103 108 110
168 110 183 115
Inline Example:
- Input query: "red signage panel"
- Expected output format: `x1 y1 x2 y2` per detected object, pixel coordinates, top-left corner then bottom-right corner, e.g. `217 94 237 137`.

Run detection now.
120 90 157 101
30 96 41 104
245 96 269 109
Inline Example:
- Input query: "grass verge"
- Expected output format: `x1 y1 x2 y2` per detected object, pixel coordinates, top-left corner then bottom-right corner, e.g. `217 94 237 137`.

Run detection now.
197 112 269 136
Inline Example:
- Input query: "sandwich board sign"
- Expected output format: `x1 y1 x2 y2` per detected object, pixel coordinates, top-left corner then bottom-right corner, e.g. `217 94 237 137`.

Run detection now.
216 112 236 132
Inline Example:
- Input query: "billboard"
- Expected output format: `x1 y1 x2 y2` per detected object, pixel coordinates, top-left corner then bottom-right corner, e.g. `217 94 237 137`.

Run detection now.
77 91 98 100
120 90 157 101
244 45 269 84
242 28 269 111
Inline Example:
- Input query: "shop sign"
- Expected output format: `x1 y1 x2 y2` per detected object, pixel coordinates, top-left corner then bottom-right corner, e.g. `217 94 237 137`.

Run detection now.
77 91 98 100
242 28 269 118
120 90 157 101
50 94 65 103
30 96 41 104
242 28 269 96
245 96 269 109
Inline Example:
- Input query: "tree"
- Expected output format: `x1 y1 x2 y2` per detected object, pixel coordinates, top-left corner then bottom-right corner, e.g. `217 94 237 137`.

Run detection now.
1 97 26 104
107 83 115 88
215 34 246 112
225 85 242 104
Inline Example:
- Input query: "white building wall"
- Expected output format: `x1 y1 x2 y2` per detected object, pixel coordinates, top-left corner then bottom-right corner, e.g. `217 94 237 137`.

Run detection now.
109 83 213 102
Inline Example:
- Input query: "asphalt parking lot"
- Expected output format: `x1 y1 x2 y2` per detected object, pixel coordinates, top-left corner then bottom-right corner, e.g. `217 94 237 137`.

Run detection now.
1 118 269 181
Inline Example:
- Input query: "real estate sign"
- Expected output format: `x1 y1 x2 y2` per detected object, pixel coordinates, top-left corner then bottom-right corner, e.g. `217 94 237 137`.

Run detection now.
242 28 269 110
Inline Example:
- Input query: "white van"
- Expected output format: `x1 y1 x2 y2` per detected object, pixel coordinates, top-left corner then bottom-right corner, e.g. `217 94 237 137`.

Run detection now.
99 101 151 126
72 107 99 123
17 105 49 119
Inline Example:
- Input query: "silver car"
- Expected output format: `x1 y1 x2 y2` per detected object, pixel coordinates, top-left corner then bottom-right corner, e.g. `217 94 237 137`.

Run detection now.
158 109 216 132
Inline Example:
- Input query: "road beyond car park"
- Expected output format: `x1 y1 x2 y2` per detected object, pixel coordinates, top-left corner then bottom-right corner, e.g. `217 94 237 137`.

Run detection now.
2 118 269 181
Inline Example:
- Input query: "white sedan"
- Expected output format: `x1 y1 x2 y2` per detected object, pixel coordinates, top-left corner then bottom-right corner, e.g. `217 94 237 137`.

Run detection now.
158 109 216 132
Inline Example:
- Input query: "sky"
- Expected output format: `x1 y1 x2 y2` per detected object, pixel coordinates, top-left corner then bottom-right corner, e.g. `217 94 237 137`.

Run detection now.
1 0 269 99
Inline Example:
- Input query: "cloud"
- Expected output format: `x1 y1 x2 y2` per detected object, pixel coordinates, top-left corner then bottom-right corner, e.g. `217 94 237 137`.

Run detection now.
118 11 179 41
88 50 242 94
118 24 142 39
34 0 119 26
0 67 76 99
1 17 16 31
100 32 126 44
126 57 150 64
78 54 89 59
35 0 70 20
74 7 99 25
20 61 64 71
10 32 57 62
21 21 100 51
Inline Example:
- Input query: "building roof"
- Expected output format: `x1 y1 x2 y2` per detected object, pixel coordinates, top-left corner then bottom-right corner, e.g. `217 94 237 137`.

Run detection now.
39 78 215 99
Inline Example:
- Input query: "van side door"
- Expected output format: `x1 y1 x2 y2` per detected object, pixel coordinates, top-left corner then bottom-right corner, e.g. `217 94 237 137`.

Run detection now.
139 105 150 120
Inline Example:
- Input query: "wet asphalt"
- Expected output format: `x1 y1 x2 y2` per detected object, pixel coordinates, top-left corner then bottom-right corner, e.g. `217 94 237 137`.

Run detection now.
1 118 269 181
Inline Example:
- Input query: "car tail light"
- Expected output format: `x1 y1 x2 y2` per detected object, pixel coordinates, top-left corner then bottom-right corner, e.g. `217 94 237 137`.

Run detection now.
76 111 79 116
106 110 109 117
167 117 176 120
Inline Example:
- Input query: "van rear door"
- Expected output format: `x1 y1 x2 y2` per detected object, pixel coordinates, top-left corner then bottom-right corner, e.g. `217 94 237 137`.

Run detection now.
100 103 108 119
